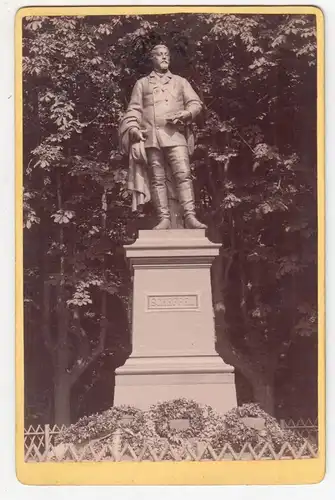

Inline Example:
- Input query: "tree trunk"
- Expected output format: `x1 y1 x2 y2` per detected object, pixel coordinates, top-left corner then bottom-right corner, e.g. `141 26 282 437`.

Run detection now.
54 375 71 426
53 169 72 426
215 311 276 415
252 375 275 416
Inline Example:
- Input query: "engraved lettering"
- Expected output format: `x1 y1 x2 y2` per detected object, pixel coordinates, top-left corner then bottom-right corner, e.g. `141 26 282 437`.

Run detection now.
147 294 199 310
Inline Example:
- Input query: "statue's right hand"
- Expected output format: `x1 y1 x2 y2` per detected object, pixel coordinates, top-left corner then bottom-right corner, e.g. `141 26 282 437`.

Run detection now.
130 128 146 143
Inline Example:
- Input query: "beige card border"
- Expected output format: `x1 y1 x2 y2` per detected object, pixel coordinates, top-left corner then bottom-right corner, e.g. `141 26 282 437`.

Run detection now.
15 5 325 485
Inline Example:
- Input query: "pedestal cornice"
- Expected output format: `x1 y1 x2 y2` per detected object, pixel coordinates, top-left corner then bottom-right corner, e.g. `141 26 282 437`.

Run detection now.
124 229 221 267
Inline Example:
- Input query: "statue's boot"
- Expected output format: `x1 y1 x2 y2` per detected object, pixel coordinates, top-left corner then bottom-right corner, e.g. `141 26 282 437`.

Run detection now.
153 218 171 230
176 178 207 230
185 214 207 230
146 148 172 230
168 146 207 230
151 183 171 230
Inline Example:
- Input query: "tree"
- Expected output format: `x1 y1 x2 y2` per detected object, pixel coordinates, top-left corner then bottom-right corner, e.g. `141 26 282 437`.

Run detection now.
22 13 317 422
23 15 135 424
196 14 317 414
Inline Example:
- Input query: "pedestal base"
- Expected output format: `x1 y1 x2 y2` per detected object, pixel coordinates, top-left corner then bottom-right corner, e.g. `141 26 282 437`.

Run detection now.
114 230 237 415
115 354 237 414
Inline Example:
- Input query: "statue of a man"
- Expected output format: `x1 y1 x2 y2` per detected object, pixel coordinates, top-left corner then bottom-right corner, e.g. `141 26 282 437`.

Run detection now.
119 44 206 230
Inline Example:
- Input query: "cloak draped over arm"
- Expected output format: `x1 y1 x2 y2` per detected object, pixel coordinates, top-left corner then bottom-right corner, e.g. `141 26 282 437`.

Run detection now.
118 80 151 212
119 80 143 154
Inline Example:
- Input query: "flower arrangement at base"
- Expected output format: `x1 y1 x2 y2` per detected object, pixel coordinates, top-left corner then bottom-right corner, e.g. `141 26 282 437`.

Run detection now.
54 400 306 460
211 402 305 453
55 405 144 449
148 398 206 443
147 398 226 445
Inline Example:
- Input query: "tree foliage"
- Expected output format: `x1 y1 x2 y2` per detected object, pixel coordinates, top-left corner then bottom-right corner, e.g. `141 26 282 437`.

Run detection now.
22 13 317 424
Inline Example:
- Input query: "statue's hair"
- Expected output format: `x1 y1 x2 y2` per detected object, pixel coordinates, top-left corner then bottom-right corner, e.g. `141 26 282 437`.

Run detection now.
150 44 170 56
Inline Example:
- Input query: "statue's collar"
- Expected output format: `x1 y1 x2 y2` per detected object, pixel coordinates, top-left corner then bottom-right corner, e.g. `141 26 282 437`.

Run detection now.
149 70 173 84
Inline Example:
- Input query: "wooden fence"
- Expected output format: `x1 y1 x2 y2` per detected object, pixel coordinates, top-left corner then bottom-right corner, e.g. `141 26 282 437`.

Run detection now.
279 418 318 444
24 419 318 462
24 440 318 462
24 424 66 455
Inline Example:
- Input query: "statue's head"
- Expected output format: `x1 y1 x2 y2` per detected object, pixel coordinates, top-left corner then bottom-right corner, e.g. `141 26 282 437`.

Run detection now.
150 44 170 73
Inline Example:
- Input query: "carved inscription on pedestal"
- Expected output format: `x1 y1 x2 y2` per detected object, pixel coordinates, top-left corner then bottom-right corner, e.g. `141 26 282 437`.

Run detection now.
147 294 199 311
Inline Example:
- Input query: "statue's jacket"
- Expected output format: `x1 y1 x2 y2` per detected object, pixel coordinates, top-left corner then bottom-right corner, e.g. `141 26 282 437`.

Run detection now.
119 71 203 155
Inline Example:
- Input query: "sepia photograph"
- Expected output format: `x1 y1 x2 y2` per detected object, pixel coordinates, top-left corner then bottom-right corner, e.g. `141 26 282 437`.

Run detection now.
16 5 324 484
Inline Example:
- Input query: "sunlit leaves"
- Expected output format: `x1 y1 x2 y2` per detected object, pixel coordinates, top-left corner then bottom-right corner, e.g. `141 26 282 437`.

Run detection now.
30 144 63 171
221 193 242 210
253 143 280 161
66 275 120 307
25 16 48 32
24 207 40 229
256 199 288 216
50 96 76 130
51 210 75 224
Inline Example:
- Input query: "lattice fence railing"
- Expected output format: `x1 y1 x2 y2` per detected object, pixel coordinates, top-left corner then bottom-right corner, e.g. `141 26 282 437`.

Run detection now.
24 424 66 455
23 419 319 462
279 418 318 444
24 439 318 462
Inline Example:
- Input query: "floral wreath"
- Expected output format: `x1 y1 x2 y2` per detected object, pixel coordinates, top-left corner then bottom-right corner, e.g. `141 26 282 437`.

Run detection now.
56 405 143 446
147 398 207 442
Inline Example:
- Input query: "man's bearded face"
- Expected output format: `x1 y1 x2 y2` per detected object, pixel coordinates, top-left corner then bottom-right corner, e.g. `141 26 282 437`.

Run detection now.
151 46 170 72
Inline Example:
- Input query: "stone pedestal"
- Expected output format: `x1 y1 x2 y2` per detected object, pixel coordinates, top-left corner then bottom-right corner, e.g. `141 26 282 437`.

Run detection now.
114 230 237 414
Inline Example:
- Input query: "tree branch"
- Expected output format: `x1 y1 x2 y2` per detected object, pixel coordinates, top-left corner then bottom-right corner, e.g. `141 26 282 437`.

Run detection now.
216 306 275 411
239 256 277 375
239 255 249 324
42 281 55 357
72 306 90 360
212 250 234 312
233 128 255 154
69 188 109 386
69 294 108 386
215 309 259 382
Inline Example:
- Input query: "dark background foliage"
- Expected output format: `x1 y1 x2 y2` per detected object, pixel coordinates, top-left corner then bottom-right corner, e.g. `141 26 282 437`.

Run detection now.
22 13 317 425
